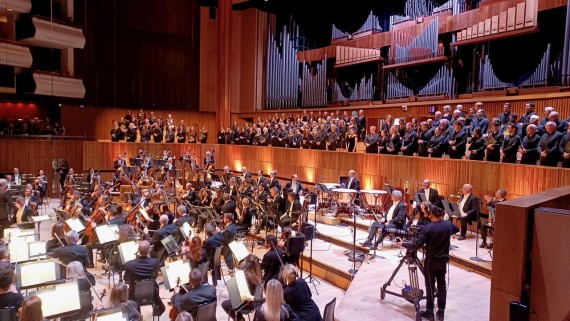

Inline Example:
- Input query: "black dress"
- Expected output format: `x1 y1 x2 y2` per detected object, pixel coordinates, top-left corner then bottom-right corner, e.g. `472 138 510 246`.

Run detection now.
253 304 298 321
283 279 322 321
0 292 24 310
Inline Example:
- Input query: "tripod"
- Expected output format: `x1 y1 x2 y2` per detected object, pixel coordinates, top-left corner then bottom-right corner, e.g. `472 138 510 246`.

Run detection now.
380 249 425 321
301 193 320 294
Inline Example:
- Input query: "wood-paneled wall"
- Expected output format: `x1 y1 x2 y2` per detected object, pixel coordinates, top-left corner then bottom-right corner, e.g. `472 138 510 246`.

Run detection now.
60 105 217 142
231 92 570 126
0 140 84 195
199 7 219 113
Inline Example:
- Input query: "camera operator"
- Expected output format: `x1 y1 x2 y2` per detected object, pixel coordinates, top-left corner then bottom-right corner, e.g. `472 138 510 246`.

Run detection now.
396 204 459 321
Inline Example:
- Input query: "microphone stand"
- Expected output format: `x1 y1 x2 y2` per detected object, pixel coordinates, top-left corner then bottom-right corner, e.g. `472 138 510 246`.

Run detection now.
302 193 320 294
348 205 359 277
469 212 490 263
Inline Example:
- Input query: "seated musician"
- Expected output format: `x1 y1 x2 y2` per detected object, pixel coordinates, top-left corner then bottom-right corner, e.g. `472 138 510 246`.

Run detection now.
225 177 239 197
104 224 136 279
261 234 284 287
14 197 34 230
222 254 262 321
100 282 143 321
174 205 193 233
46 221 67 252
236 197 254 233
145 214 176 266
457 184 480 241
360 190 407 250
52 230 93 281
222 193 237 216
480 189 507 249
284 174 303 196
255 187 284 234
241 166 252 180
123 240 165 316
23 188 40 208
221 166 232 186
281 264 322 321
268 170 281 193
202 223 223 286
171 269 217 320
239 180 254 198
279 193 301 230
279 227 304 267
255 170 268 187
218 213 237 272
185 236 208 269
0 245 12 271
255 183 268 203
346 170 361 191
0 269 24 311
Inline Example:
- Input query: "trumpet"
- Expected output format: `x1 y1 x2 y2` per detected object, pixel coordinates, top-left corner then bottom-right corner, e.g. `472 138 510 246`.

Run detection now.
448 189 462 203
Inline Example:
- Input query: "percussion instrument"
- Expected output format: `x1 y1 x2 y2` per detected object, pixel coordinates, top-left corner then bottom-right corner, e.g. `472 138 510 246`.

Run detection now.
360 189 387 211
331 188 357 217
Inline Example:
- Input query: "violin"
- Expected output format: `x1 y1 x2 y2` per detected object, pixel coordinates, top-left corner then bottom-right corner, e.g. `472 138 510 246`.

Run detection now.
169 277 182 321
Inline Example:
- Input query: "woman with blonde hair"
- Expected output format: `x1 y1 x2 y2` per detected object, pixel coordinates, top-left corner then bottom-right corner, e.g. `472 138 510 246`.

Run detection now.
253 279 297 321
281 264 321 321
102 282 142 321
66 261 92 292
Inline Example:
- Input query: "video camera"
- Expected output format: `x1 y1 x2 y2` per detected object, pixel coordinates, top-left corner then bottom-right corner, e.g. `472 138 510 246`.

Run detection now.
384 225 424 243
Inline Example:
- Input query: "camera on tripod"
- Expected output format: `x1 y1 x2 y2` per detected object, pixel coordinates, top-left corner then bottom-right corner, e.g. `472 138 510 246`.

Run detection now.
384 225 423 244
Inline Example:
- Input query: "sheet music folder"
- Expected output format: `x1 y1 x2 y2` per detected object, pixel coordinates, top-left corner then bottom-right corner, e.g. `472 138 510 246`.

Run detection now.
16 258 61 289
442 200 462 218
160 260 191 291
35 281 81 319
227 270 254 309
228 241 250 262
96 224 119 244
118 241 138 265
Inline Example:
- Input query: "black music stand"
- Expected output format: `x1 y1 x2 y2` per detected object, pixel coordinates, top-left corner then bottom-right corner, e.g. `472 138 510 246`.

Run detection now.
347 206 362 277
152 159 166 168
442 200 461 250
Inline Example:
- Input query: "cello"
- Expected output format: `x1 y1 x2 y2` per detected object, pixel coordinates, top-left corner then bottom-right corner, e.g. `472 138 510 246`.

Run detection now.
169 277 182 320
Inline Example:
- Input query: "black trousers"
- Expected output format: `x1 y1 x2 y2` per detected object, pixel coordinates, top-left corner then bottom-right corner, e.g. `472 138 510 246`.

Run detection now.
279 215 299 229
424 258 448 313
85 241 106 265
0 219 10 238
459 213 477 236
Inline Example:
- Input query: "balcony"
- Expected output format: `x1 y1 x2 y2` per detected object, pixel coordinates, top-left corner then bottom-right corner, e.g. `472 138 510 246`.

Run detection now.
18 71 85 98
16 16 85 49
0 0 31 13
0 39 32 67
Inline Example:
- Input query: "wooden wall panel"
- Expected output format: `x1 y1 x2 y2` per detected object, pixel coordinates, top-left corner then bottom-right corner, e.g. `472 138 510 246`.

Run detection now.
199 7 219 112
60 105 217 143
232 93 570 127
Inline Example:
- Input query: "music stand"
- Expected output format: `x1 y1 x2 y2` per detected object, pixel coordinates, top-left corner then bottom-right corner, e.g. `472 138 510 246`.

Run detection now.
228 241 250 263
442 200 461 250
53 208 70 221
161 235 182 257
16 259 61 289
65 218 85 233
89 307 127 321
161 259 191 290
8 230 38 263
35 281 81 319
227 270 255 310
95 224 119 245
179 222 192 240
118 241 139 265
152 159 166 168
27 241 48 259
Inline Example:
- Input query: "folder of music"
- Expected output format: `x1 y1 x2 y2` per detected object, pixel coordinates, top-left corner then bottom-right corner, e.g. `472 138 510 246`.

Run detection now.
65 218 85 233
228 241 250 262
95 224 119 244
442 200 462 218
118 241 138 265
36 281 81 319
17 259 61 289
227 270 254 309
161 259 191 291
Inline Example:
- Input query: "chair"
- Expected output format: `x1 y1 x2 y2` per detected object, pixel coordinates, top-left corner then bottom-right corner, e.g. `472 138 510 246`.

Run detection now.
322 297 336 321
195 301 217 321
133 279 160 320
0 307 17 321
213 246 226 285
197 261 210 284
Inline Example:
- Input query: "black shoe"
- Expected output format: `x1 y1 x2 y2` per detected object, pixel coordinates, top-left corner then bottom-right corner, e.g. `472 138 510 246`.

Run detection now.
436 310 445 321
479 242 487 248
369 244 378 251
359 241 371 247
486 243 494 249
457 235 466 241
420 310 435 321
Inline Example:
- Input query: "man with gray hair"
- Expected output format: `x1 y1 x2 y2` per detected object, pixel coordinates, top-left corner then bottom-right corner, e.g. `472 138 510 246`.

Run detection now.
519 124 541 165
457 184 480 240
52 230 90 268
360 190 407 250
0 179 12 238
538 121 563 167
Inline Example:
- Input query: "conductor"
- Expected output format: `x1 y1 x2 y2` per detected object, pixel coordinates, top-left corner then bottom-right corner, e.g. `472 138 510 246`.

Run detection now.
397 205 459 321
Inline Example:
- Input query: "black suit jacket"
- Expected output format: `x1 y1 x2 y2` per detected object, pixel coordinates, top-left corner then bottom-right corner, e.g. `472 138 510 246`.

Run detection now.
18 205 35 229
269 178 281 192
150 224 176 258
284 181 303 194
222 223 237 246
418 188 441 208
52 244 90 267
172 284 217 319
108 216 126 227
123 255 164 314
268 195 286 217
221 200 237 216
261 248 284 284
460 194 480 221
0 189 12 220
202 233 222 268
284 200 302 220
347 177 361 191
386 201 407 229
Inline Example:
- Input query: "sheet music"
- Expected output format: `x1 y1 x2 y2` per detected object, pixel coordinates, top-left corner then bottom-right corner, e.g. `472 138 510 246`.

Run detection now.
32 215 52 222
180 222 192 239
65 218 85 233
36 281 81 318
118 241 138 265
228 241 250 262
28 241 47 258
9 230 37 262
235 270 254 301
161 260 191 290
95 311 128 321
96 225 119 244
19 260 58 288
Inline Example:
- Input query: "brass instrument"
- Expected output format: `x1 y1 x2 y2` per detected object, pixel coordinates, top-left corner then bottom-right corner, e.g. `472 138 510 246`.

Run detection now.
448 189 462 203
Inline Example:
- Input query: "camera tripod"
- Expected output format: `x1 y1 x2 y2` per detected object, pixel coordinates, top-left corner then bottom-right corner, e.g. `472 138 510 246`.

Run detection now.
380 249 426 321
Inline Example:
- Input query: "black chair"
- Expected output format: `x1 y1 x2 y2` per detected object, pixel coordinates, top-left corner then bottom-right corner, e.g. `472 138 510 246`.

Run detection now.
198 261 210 284
195 301 217 321
0 307 17 321
322 297 336 321
213 246 226 285
133 279 160 320
229 284 264 321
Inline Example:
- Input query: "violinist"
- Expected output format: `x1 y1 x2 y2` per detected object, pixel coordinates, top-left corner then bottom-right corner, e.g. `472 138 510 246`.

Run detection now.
221 193 237 217
184 236 208 269
224 177 238 198
219 213 237 272
174 205 193 230
147 214 176 266
221 166 232 186
85 195 112 268
202 223 222 286
104 224 137 280
279 227 301 267
46 221 67 252
254 187 284 234
236 197 254 233
14 197 34 229
195 188 211 207
221 254 262 321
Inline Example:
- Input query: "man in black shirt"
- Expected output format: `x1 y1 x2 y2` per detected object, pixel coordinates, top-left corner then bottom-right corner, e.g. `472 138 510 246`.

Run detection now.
261 234 284 287
398 205 459 321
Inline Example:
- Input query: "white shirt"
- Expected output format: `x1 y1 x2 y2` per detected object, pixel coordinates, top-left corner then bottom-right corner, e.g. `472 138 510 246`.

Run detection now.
459 193 470 217
348 177 354 188
16 206 24 224
386 202 398 222
291 182 298 193
24 196 31 206
424 188 431 202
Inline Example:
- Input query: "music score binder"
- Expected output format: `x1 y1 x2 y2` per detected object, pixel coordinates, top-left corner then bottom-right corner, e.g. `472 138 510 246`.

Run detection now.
228 241 250 262
179 222 192 240
442 200 462 218
28 240 48 259
17 259 60 289
227 270 254 309
65 218 85 233
8 229 38 263
118 241 138 265
96 224 119 244
160 260 191 290
36 281 81 319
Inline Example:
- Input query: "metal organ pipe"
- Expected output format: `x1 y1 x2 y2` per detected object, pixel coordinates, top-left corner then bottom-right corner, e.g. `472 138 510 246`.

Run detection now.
479 55 511 90
301 56 327 107
520 43 550 86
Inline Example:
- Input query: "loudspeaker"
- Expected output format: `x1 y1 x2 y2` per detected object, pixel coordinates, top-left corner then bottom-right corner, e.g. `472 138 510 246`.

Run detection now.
302 223 314 241
287 235 306 255
509 301 529 321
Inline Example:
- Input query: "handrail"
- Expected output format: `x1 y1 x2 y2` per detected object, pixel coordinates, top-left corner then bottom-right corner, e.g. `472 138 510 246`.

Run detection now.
0 134 95 141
